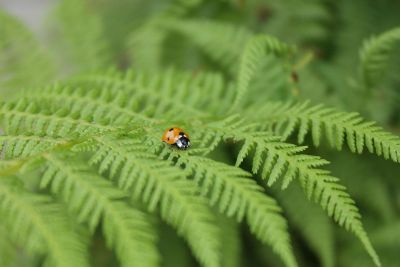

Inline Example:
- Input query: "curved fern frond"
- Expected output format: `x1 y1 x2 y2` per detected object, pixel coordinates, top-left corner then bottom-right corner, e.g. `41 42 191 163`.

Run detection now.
0 177 90 267
0 10 55 96
197 118 380 266
41 153 160 267
82 135 222 267
359 27 400 88
169 153 298 267
232 34 294 111
250 101 400 162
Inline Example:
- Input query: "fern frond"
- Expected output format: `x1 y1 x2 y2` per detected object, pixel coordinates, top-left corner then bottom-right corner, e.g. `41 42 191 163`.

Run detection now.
82 135 222 267
170 153 298 267
359 27 400 88
250 101 400 162
0 98 115 137
48 0 110 73
161 18 252 75
41 153 160 267
126 0 205 70
0 177 90 267
238 137 380 266
0 10 55 96
198 118 380 266
232 34 294 111
27 84 158 125
0 134 69 159
73 69 225 118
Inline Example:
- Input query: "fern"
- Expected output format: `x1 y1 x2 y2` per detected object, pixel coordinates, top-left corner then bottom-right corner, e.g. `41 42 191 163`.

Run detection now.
274 184 335 267
41 152 160 267
161 150 298 267
359 26 400 89
0 177 90 267
0 9 55 97
160 18 253 75
80 135 222 267
194 118 380 266
1 1 400 266
232 34 294 111
0 98 116 137
247 101 400 162
47 0 110 74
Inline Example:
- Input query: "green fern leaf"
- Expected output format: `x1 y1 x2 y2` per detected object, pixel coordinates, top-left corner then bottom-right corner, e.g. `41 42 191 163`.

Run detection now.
199 118 380 266
250 101 400 162
172 154 298 267
83 135 222 267
0 134 69 159
0 10 55 97
274 184 335 267
0 98 115 137
0 177 90 267
232 34 294 111
359 27 400 88
72 69 212 119
41 152 160 267
161 18 252 75
48 0 110 74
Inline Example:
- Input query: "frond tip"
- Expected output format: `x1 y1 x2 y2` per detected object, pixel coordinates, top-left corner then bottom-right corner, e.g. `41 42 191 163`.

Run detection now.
232 34 294 112
251 101 400 162
172 154 298 267
202 119 381 267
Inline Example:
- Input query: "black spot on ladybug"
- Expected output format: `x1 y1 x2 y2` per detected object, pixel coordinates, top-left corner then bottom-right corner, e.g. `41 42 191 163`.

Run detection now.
169 128 174 131
179 132 185 136
167 137 170 141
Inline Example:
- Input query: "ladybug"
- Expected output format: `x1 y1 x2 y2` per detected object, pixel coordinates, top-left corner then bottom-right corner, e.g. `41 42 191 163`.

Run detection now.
162 127 191 149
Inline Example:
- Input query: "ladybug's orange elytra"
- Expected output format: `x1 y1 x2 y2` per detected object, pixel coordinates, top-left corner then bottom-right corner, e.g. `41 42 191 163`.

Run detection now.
162 127 191 149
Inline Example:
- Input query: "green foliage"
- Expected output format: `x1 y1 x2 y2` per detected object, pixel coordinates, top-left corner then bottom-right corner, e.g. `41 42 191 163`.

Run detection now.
0 0 400 267
0 177 90 267
0 10 55 98
360 27 400 89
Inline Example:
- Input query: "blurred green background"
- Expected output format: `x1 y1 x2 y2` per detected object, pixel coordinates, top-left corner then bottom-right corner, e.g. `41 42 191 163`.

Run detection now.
1 0 400 266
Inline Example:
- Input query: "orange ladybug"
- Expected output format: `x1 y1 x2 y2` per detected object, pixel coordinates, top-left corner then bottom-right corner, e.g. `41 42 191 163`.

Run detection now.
162 127 191 149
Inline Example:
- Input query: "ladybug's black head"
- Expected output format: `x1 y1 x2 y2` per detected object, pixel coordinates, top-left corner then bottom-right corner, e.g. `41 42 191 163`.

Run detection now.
175 136 190 149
